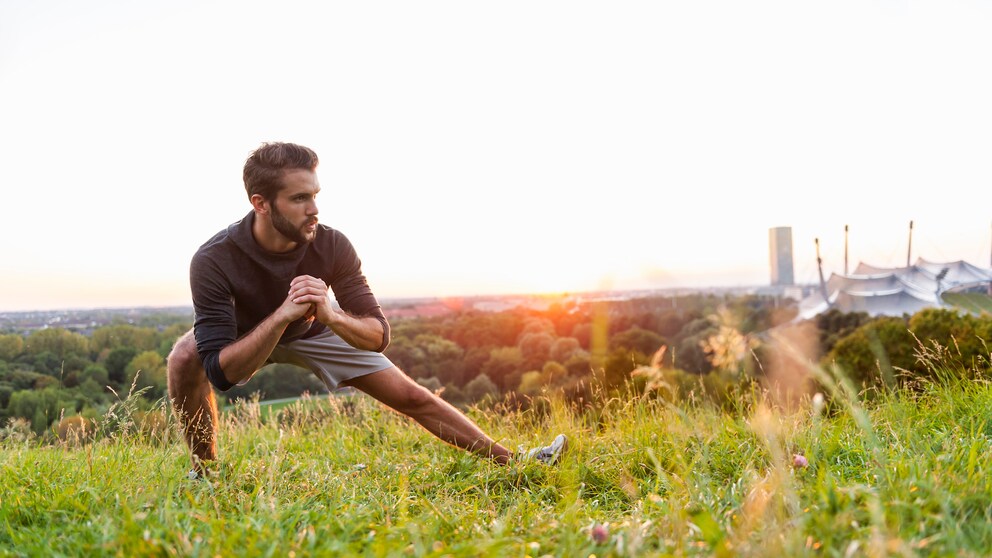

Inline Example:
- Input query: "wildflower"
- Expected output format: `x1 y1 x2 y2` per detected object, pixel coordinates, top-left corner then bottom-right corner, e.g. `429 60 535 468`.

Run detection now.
591 523 610 544
793 454 809 468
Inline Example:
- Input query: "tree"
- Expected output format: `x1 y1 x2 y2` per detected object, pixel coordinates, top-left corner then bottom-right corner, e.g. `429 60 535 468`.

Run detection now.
384 337 428 378
89 325 158 356
517 317 555 340
610 326 665 355
32 351 63 377
672 317 719 374
517 371 545 397
223 364 327 402
825 316 915 387
549 337 583 363
0 334 24 361
415 334 465 384
7 388 78 434
517 331 554 371
125 351 168 400
415 376 443 394
447 312 524 349
25 328 88 359
563 353 592 378
908 308 988 373
814 309 871 355
464 373 498 402
571 323 593 349
602 348 647 389
480 347 524 392
81 364 110 386
460 346 496 385
104 346 138 385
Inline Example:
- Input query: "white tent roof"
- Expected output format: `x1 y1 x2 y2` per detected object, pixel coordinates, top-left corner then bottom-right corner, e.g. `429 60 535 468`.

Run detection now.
798 258 992 319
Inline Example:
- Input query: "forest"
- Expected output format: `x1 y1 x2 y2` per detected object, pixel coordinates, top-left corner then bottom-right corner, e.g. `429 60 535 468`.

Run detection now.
2 292 990 439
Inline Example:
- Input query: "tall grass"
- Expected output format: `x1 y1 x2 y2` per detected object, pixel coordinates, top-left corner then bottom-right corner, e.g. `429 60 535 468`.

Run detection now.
2 359 991 557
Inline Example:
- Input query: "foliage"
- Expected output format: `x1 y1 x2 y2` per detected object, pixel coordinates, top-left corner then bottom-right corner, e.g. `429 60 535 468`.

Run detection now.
822 308 992 388
464 373 499 402
89 324 159 356
0 334 24 361
24 328 89 358
224 364 327 403
5 296 991 446
824 316 916 387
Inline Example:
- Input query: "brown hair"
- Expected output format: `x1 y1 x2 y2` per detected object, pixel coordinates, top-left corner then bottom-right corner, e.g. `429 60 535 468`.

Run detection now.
243 142 319 200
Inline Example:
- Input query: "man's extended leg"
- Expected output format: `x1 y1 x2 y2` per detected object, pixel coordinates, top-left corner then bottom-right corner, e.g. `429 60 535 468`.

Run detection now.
342 366 514 464
166 329 219 475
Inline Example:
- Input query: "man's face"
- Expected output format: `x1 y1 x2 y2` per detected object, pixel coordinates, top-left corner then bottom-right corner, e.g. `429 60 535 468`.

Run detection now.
269 169 320 245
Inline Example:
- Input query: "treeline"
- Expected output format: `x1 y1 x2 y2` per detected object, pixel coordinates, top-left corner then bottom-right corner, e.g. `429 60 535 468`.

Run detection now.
3 293 990 439
0 320 190 435
378 294 797 405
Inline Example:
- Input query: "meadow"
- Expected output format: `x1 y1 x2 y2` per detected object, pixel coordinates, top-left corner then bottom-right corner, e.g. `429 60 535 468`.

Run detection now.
1 356 991 557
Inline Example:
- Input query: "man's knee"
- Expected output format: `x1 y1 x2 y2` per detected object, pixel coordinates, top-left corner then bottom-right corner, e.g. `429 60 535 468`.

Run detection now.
396 383 438 414
167 331 205 389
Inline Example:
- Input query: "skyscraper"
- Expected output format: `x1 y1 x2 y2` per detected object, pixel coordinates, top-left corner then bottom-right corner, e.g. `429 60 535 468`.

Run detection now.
769 227 794 286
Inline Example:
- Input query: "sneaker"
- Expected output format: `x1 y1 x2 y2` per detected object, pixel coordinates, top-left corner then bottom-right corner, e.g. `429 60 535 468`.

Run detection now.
524 434 568 464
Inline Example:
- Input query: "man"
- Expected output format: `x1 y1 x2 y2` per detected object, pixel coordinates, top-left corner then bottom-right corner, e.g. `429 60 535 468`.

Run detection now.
167 142 565 477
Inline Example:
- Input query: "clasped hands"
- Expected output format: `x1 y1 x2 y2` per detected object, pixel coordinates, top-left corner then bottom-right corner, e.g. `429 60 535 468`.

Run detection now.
278 275 340 326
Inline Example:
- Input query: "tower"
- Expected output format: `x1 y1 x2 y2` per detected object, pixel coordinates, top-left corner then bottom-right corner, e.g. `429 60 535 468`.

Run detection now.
769 227 795 286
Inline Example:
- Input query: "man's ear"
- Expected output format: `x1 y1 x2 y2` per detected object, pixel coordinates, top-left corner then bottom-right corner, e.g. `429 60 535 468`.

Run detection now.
250 194 270 214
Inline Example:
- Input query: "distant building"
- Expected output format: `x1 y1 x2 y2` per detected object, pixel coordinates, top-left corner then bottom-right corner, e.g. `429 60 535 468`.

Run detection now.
769 227 795 286
797 258 992 319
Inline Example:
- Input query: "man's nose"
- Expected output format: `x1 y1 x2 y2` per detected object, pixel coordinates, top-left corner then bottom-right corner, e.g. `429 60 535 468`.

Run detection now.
307 200 319 216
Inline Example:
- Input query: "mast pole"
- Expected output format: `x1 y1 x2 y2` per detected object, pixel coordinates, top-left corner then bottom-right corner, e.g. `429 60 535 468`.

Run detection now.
816 237 830 306
907 220 914 267
844 224 849 275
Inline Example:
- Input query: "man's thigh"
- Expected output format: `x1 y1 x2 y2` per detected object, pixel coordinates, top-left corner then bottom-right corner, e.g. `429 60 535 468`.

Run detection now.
269 329 394 391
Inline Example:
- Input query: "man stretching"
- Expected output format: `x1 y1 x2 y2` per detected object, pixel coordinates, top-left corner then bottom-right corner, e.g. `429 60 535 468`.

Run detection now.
166 142 565 477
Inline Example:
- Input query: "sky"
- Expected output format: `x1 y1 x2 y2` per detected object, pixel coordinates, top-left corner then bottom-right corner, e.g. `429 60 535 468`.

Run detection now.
1 1 990 312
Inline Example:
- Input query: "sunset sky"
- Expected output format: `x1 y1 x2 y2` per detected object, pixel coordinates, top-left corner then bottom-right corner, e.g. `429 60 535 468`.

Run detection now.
1 1 990 312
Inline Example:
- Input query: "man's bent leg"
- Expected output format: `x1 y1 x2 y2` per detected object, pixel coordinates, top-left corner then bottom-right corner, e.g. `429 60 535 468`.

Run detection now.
342 367 513 464
166 329 219 475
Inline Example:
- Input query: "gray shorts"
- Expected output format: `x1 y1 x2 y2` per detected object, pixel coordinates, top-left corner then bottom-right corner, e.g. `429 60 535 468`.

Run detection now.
264 329 394 391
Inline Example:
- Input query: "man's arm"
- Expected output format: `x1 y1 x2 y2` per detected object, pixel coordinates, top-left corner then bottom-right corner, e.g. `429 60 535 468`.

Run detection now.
216 293 313 386
289 275 386 351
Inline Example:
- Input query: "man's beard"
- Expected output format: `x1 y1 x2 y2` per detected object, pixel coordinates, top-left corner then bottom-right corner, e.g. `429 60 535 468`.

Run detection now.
270 203 316 245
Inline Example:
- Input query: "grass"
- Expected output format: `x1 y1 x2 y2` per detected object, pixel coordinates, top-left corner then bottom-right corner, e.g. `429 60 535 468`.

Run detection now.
2 372 992 557
941 292 992 316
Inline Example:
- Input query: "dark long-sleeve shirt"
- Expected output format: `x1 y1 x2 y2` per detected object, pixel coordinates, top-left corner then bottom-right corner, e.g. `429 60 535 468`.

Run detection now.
190 211 390 390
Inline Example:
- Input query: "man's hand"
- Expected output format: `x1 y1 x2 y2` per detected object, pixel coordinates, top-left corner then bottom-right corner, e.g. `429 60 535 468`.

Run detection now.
288 275 337 325
275 280 318 324
288 274 385 351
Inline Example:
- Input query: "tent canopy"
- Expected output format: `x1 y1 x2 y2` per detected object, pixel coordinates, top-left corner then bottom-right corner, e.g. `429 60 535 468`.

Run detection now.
798 258 992 319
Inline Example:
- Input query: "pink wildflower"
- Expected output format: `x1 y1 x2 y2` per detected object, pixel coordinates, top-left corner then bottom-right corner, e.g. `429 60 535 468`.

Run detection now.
591 523 609 544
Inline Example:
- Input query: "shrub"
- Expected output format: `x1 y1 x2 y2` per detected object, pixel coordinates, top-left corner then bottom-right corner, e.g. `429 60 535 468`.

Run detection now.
825 316 916 387
57 415 95 444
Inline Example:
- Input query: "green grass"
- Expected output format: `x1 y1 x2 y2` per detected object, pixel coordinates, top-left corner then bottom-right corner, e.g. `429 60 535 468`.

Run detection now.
2 376 992 557
941 292 992 315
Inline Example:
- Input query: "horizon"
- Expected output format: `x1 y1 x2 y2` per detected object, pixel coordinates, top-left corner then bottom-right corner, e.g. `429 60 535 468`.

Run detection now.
1 230 990 313
0 281 794 315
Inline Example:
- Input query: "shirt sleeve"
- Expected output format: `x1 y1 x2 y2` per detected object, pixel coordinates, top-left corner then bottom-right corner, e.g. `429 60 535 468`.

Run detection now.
190 253 238 390
329 233 391 352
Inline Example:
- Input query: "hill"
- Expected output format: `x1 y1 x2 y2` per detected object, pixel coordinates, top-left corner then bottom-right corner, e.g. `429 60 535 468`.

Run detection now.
3 368 991 556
